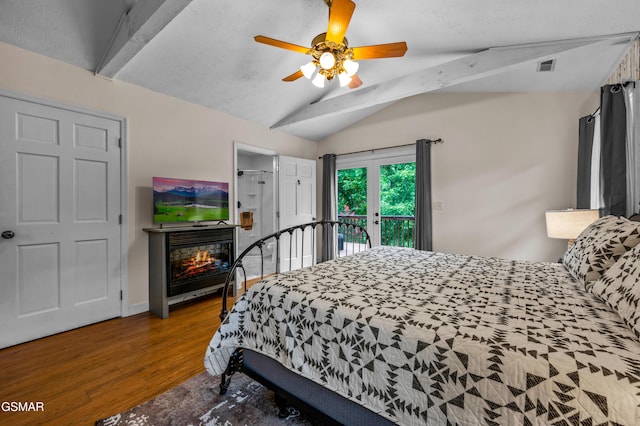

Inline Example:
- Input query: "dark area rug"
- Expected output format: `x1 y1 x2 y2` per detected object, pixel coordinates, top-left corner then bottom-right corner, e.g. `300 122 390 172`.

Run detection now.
95 372 315 425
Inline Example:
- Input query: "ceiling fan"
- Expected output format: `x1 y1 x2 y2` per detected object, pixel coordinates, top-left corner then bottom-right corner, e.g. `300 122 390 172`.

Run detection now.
254 0 407 89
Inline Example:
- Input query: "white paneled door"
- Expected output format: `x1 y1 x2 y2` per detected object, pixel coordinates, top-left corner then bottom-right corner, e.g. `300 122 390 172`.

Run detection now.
278 155 316 271
0 95 122 348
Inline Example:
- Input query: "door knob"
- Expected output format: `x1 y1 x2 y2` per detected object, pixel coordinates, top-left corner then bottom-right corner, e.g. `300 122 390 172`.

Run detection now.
374 220 379 225
1 230 15 239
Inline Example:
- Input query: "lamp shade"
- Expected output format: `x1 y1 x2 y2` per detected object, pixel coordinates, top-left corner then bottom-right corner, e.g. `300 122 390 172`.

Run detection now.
319 52 335 70
300 61 316 79
311 73 325 88
343 59 359 76
338 72 351 87
545 209 600 239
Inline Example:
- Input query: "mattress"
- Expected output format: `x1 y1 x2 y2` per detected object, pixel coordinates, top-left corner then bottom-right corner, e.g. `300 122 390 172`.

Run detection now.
205 246 640 425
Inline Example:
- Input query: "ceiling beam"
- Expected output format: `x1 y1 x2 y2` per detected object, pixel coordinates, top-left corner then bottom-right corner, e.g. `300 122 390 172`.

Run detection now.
96 0 194 77
272 34 638 129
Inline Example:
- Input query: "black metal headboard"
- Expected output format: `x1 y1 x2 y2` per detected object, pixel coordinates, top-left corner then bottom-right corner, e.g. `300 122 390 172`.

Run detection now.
220 220 371 320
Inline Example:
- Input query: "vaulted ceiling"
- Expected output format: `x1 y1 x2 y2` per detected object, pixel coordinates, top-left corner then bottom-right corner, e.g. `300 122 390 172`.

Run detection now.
1 0 639 140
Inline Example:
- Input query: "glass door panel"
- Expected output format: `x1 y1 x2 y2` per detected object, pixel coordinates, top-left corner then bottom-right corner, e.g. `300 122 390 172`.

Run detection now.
337 167 368 254
337 152 416 248
379 162 415 247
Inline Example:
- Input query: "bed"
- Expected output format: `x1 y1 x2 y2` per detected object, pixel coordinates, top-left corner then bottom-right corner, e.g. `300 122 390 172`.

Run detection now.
205 216 640 425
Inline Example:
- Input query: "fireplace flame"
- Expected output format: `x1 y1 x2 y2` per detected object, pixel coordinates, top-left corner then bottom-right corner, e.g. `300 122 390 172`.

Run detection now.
194 249 211 264
178 249 217 278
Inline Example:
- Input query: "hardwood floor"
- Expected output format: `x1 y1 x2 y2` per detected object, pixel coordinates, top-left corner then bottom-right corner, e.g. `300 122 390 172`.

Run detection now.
0 293 234 426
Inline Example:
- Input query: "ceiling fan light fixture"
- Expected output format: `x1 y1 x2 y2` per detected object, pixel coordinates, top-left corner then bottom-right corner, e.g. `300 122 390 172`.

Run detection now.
338 72 351 87
343 59 359 76
312 73 325 88
319 52 336 70
301 61 317 79
254 0 407 89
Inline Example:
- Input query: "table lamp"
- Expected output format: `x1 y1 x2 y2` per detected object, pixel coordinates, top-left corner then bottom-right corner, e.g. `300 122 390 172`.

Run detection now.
545 209 600 246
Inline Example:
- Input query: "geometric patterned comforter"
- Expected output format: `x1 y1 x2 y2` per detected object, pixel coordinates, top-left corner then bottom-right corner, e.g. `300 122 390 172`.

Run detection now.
205 247 640 425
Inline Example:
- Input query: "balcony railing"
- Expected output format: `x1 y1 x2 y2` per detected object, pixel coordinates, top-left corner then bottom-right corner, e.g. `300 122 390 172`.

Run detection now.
338 214 415 248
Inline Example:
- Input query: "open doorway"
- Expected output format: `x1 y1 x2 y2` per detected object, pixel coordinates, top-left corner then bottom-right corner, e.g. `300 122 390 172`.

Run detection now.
234 143 278 279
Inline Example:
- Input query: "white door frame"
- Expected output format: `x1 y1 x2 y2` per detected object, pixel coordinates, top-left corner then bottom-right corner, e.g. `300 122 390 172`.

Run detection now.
336 146 415 246
233 142 278 282
233 142 278 226
0 89 129 316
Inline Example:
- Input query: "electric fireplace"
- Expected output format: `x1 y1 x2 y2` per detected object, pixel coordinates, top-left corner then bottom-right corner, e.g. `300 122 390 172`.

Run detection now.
167 228 234 297
146 225 236 318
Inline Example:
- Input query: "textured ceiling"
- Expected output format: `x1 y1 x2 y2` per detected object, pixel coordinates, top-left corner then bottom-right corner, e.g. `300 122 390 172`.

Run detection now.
1 0 639 140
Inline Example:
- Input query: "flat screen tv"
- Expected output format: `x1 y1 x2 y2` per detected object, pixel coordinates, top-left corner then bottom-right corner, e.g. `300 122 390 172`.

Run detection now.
153 177 229 224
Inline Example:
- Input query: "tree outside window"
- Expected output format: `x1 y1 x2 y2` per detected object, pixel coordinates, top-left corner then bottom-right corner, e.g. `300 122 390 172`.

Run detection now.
338 163 415 247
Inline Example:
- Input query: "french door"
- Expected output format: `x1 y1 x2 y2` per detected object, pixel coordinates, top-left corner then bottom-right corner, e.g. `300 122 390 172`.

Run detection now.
337 149 415 248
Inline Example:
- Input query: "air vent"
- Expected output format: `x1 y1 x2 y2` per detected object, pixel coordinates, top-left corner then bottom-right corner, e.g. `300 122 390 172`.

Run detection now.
537 59 556 72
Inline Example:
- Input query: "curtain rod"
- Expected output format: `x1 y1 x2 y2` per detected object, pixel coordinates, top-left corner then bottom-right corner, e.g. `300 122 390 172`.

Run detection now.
589 81 637 121
318 138 442 159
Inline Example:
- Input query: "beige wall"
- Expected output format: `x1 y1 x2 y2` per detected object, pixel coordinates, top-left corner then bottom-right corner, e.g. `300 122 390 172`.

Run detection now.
0 41 317 309
318 92 599 262
0 39 603 309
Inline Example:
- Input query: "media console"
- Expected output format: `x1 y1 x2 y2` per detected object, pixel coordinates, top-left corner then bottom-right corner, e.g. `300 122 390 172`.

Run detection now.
144 224 237 318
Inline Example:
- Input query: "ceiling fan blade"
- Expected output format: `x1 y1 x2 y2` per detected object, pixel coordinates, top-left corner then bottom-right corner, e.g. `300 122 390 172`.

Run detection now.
352 42 408 60
326 0 355 44
254 35 309 54
283 70 304 82
348 74 362 89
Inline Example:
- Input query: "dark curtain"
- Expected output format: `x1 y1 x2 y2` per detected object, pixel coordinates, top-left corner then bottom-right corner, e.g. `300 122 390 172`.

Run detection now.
321 154 337 261
414 139 433 251
600 84 627 216
577 115 595 209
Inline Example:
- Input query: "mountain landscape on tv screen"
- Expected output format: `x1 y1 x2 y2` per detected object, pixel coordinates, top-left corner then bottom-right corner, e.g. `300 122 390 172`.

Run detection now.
153 179 229 223
155 186 228 203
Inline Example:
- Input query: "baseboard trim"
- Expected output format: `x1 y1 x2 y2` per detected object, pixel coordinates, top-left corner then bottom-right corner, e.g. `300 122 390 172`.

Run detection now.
125 302 149 317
